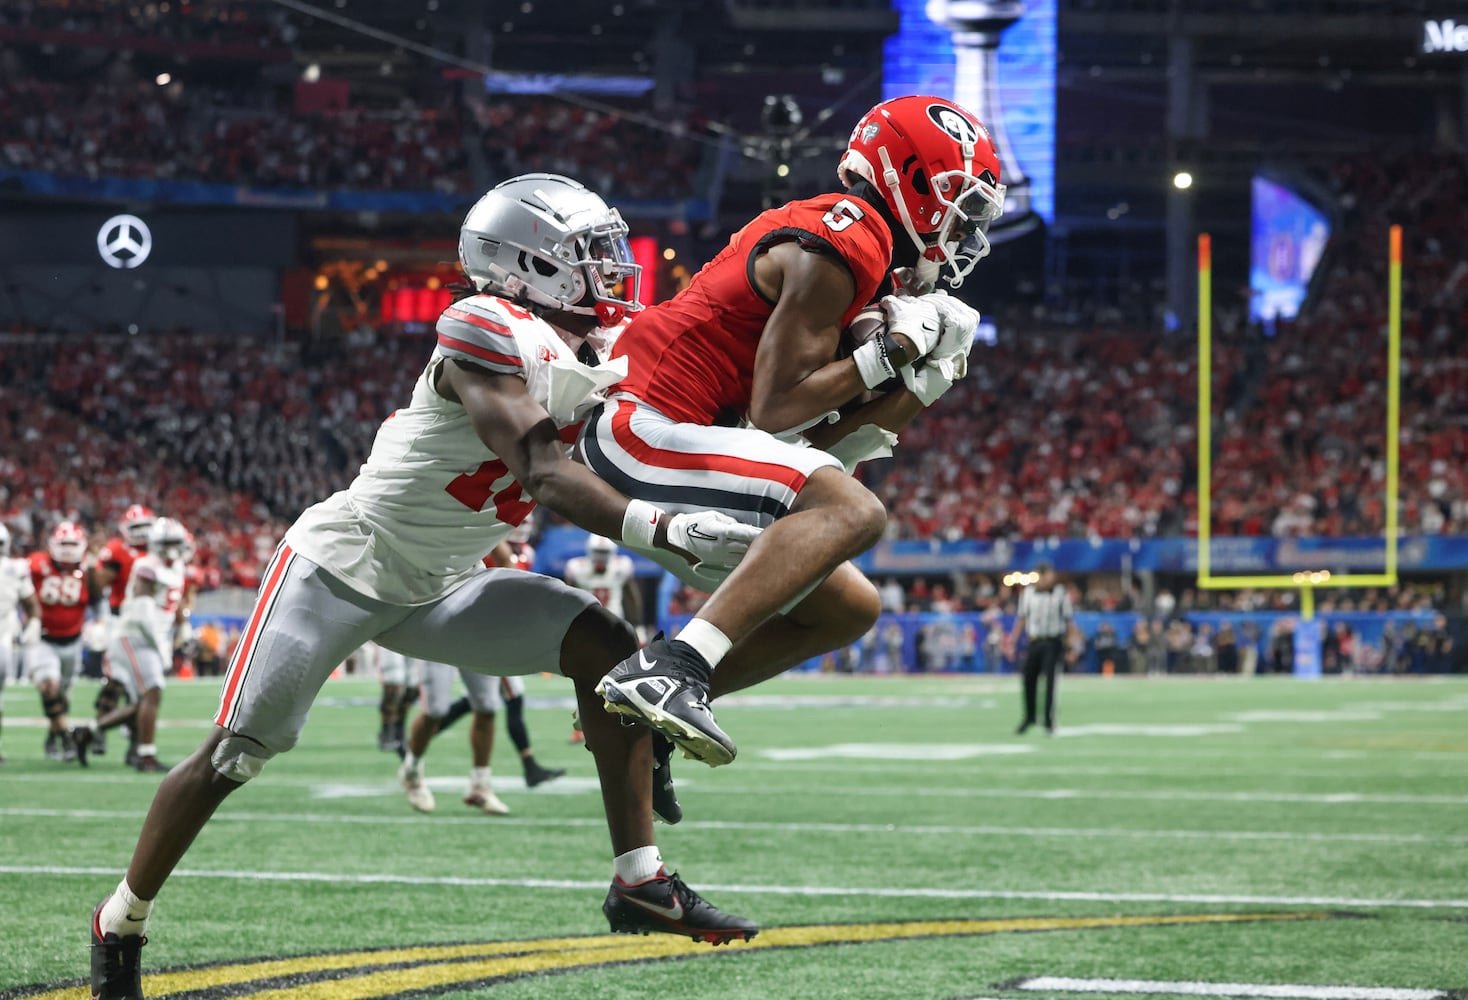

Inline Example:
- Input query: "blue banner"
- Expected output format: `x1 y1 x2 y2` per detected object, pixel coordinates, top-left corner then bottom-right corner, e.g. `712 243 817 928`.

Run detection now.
0 169 711 222
534 527 1468 577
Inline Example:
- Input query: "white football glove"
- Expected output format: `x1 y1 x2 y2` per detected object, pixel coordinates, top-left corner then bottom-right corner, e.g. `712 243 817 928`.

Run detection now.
927 292 980 360
21 616 41 647
901 350 968 407
878 294 942 359
664 510 763 569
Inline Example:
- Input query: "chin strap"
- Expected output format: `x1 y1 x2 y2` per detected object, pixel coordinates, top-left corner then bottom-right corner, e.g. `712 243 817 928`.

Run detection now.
877 145 932 266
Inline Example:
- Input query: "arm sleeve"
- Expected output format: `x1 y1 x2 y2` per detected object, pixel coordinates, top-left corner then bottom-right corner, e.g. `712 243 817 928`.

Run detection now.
435 298 525 376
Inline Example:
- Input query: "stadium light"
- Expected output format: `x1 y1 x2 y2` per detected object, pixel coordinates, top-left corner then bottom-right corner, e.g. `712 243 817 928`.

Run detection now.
155 73 172 86
303 63 321 83
776 163 791 178
662 247 676 261
1173 171 1194 190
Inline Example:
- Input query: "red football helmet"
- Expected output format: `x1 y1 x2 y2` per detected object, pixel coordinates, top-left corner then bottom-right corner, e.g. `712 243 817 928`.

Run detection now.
838 95 1005 288
49 521 88 565
120 504 156 548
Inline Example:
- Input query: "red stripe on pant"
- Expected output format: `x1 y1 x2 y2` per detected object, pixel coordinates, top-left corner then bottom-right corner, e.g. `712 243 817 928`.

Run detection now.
609 399 808 492
120 637 145 691
215 545 293 727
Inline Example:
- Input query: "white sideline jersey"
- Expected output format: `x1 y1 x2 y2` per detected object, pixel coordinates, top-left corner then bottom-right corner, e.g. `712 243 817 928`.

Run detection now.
564 553 635 619
118 554 186 656
0 557 35 641
286 295 626 606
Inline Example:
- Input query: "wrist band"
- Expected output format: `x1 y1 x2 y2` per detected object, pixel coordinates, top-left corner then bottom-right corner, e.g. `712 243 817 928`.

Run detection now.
852 335 899 390
622 499 663 550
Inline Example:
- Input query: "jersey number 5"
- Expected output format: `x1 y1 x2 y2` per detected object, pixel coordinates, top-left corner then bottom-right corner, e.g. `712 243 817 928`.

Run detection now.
821 198 865 233
445 460 537 525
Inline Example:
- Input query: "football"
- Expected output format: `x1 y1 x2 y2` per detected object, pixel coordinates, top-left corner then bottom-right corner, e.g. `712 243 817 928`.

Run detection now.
837 306 903 396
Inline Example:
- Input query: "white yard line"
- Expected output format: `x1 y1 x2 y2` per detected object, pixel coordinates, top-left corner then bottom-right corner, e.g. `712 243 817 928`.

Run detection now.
1011 977 1445 1000
3 864 1466 910
3 773 1465 805
4 807 1465 846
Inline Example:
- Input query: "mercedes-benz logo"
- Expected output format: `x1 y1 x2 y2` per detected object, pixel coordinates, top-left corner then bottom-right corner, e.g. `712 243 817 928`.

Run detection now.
97 214 152 269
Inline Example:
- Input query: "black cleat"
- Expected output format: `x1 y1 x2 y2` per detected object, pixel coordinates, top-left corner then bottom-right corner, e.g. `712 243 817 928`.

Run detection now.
603 869 757 946
523 760 566 788
45 730 62 761
72 727 94 768
1015 721 1033 735
651 733 682 825
91 899 146 1000
92 728 107 756
61 729 78 762
596 635 735 767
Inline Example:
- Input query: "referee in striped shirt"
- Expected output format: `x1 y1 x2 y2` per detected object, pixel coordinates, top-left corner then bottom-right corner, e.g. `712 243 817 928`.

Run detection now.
1010 562 1073 735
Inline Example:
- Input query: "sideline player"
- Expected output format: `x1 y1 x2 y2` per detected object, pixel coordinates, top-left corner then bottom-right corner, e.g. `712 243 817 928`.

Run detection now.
30 521 91 761
89 173 761 1000
349 641 412 752
565 534 683 823
585 95 994 764
89 505 158 756
399 659 516 815
1 523 44 764
433 527 568 789
74 518 189 772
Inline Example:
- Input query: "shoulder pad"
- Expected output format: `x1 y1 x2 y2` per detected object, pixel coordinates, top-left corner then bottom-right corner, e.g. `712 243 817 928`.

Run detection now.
436 296 525 375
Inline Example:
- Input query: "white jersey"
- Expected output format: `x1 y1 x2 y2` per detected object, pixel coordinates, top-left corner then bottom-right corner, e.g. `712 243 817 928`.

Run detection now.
565 553 635 619
285 295 627 606
119 553 186 655
0 556 36 641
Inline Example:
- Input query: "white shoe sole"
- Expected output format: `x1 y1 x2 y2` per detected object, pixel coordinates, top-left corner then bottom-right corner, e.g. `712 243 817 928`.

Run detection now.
596 677 735 767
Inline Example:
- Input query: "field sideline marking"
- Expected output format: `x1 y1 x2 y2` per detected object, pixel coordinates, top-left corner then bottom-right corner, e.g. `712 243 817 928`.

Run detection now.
1009 977 1445 1000
4 807 1465 846
3 864 1467 910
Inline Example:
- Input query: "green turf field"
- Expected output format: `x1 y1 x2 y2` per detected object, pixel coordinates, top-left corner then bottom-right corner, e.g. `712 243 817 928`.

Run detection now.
2 673 1466 999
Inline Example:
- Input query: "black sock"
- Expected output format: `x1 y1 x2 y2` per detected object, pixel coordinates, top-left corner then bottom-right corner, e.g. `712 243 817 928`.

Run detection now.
503 694 530 755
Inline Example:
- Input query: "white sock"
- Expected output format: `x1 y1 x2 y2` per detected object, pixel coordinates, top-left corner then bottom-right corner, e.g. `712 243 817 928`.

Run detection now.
470 766 491 787
613 847 664 885
402 752 423 778
674 619 732 669
98 879 153 937
137 743 158 758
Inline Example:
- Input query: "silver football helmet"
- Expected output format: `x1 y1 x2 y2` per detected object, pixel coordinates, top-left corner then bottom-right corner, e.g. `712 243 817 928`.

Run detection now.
459 173 642 325
147 517 188 564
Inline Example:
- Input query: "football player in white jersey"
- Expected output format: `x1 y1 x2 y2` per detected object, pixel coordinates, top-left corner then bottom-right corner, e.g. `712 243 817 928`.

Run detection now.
565 534 640 623
88 174 762 1000
74 518 188 773
0 523 44 765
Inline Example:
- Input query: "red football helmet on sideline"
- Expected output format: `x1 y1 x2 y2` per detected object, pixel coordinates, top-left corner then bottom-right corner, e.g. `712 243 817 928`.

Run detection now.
838 95 1005 288
49 521 88 565
120 504 156 547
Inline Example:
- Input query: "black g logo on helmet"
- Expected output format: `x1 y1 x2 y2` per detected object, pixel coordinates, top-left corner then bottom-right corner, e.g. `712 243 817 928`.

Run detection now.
926 104 980 144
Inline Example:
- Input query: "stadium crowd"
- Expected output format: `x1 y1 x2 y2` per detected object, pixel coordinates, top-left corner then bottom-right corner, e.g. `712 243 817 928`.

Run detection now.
1 75 703 200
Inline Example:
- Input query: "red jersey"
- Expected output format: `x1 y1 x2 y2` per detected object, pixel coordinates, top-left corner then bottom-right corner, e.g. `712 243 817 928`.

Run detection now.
612 192 893 425
99 537 145 612
30 551 89 640
506 542 535 573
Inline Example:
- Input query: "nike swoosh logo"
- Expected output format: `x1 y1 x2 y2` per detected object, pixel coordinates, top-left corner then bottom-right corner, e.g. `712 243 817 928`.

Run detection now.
685 525 718 541
624 892 683 921
638 650 657 671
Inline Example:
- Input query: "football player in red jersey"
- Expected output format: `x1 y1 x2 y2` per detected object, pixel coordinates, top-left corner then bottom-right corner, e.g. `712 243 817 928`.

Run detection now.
29 521 92 761
585 95 999 767
88 504 157 757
